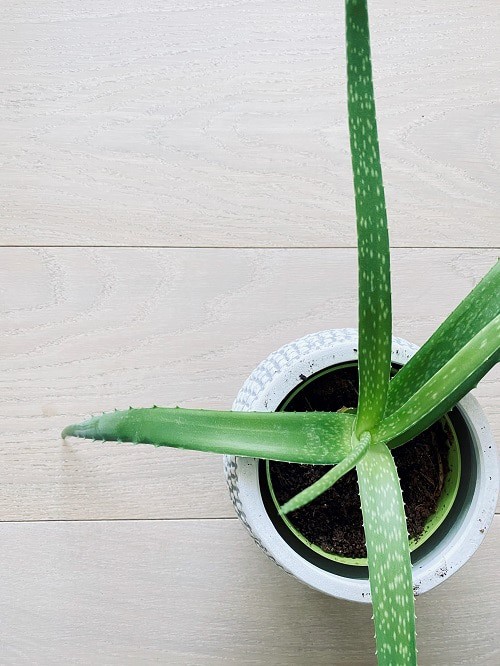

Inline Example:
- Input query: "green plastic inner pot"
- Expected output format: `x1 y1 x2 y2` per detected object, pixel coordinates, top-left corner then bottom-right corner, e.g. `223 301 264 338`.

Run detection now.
265 363 461 567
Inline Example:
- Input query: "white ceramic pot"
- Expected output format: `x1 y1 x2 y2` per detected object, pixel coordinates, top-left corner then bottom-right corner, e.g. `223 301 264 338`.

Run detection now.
224 329 498 603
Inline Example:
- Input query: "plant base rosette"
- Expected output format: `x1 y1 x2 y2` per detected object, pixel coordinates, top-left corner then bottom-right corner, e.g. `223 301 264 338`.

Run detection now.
224 329 498 602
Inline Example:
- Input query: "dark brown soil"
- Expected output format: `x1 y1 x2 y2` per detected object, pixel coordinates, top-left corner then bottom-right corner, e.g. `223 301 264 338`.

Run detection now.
269 365 451 559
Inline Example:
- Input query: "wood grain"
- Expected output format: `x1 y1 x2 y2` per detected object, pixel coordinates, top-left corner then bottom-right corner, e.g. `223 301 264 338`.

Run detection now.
2 2 497 662
0 247 497 520
1 0 498 247
0 517 498 665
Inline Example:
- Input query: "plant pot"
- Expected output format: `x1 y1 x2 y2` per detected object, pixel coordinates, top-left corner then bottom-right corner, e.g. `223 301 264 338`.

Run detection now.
223 329 498 603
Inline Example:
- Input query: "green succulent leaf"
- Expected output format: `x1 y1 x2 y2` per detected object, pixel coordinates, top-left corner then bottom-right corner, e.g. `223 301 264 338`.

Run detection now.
281 431 371 514
357 441 416 665
62 407 355 465
346 0 393 435
385 359 495 451
377 314 500 447
386 260 500 418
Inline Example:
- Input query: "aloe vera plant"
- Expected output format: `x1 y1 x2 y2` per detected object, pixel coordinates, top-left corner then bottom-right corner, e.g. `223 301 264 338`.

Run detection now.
63 1 499 664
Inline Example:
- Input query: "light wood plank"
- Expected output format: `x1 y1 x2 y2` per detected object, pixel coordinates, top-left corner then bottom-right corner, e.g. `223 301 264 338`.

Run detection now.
0 247 497 520
0 517 498 665
0 1 498 247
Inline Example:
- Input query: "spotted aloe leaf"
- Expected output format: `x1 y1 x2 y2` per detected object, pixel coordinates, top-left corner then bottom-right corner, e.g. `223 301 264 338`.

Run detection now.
376 314 500 447
281 431 371 514
346 0 392 437
386 260 500 422
357 441 417 666
62 408 355 465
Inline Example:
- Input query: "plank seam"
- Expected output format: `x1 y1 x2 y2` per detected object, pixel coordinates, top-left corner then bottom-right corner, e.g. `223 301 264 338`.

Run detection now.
0 245 498 250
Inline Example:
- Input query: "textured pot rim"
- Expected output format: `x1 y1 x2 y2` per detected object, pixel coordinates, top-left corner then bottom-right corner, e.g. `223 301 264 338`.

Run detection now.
224 328 499 603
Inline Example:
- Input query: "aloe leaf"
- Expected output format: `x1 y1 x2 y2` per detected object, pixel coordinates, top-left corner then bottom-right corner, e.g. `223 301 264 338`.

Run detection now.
386 260 500 417
357 441 416 665
385 360 495 451
376 314 500 447
62 408 355 465
281 431 370 514
346 0 392 435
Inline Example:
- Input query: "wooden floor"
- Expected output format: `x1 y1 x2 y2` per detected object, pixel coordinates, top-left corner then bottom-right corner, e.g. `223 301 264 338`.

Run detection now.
1 1 498 664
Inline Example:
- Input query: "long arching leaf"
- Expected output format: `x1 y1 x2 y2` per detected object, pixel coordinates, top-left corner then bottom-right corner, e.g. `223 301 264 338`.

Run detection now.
346 0 393 435
357 441 416 665
62 407 355 465
376 314 500 447
386 260 500 417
